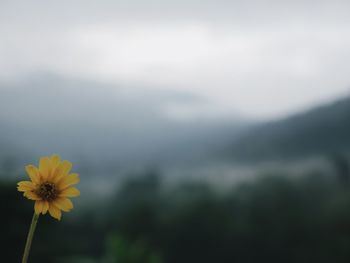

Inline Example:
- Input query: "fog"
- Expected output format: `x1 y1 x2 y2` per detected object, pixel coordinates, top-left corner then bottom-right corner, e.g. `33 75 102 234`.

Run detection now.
0 73 248 176
1 0 350 119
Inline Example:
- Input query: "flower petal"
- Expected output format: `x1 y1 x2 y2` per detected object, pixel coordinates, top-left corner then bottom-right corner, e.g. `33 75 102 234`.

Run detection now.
39 157 51 179
49 204 62 220
17 181 35 192
25 165 41 184
42 201 49 214
34 200 45 214
52 160 72 183
59 187 80 197
24 191 41 200
58 173 80 189
50 154 61 167
53 198 74 212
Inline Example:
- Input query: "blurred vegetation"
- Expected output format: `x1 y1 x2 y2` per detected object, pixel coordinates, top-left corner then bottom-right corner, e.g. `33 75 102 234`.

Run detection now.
3 163 350 262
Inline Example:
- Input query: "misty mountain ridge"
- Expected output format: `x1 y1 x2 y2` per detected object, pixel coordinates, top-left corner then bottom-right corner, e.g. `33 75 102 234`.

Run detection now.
229 94 350 162
0 73 248 175
2 72 349 183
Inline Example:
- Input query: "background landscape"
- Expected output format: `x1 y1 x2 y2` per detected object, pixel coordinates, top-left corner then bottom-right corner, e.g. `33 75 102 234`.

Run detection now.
1 0 350 262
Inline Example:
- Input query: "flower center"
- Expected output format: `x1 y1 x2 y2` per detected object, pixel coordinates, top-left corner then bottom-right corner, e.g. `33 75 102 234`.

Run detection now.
36 182 57 201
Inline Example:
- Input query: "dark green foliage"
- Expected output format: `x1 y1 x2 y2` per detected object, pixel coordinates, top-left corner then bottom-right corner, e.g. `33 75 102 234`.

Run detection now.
104 171 350 263
4 169 350 263
104 234 162 263
0 181 32 262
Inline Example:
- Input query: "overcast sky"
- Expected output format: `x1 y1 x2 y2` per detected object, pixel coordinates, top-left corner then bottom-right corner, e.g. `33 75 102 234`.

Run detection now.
1 0 350 120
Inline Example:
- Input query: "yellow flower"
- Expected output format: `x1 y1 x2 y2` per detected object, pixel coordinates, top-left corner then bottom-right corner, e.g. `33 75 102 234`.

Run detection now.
17 154 80 220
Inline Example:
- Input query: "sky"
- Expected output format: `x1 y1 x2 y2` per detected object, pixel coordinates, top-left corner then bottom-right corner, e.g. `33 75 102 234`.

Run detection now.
1 0 350 120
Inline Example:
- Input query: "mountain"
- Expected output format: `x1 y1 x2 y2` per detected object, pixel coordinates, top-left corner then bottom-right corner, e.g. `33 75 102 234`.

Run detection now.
0 73 248 176
229 95 350 161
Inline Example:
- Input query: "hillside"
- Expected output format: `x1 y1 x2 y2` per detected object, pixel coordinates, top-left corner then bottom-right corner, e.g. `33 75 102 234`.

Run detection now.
0 73 248 175
230 95 350 161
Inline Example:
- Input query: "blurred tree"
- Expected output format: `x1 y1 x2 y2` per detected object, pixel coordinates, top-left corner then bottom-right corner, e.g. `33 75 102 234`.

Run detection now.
329 153 350 189
103 234 162 263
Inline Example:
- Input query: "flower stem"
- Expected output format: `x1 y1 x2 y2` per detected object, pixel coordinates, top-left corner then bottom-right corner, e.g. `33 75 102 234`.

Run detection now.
22 213 39 263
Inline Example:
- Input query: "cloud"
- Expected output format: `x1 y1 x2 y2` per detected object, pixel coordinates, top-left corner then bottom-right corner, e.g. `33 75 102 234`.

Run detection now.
1 0 350 119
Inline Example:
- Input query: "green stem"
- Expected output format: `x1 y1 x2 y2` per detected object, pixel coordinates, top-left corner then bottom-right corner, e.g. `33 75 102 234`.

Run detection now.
22 213 39 263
